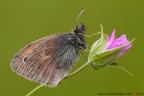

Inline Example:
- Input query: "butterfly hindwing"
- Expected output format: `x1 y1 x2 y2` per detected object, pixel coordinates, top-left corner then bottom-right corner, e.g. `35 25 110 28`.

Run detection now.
11 33 80 87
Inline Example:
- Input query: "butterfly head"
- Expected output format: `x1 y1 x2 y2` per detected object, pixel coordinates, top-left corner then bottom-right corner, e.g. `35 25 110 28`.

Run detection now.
73 23 86 35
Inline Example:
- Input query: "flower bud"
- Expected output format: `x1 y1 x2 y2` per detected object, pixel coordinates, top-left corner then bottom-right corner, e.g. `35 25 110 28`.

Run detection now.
88 25 133 69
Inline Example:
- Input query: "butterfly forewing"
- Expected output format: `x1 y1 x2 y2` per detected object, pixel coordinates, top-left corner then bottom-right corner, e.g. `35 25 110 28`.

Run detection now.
11 33 80 87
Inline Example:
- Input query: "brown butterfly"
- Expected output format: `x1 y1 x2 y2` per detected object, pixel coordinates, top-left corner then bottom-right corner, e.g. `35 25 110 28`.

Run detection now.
11 24 88 88
11 9 87 87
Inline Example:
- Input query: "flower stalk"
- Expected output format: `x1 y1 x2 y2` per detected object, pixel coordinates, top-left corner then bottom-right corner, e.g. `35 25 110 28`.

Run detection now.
66 61 91 78
25 84 44 96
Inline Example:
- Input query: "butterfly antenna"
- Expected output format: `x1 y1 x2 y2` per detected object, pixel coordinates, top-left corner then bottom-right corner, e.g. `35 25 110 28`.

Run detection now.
75 8 85 24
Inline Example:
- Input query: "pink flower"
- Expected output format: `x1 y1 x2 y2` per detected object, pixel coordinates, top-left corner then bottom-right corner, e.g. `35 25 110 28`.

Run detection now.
88 25 135 70
106 29 132 57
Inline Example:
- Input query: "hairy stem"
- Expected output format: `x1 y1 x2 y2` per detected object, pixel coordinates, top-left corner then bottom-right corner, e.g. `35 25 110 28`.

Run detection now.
66 61 91 78
25 84 44 96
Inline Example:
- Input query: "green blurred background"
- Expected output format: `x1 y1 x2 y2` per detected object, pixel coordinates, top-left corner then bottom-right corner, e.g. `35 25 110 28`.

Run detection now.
0 0 144 96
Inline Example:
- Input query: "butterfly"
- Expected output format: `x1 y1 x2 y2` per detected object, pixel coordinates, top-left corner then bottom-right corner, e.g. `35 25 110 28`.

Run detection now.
11 9 88 87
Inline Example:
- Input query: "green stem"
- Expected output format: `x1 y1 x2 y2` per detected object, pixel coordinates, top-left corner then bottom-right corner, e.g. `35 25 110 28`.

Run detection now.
66 61 91 78
25 84 44 96
25 61 91 96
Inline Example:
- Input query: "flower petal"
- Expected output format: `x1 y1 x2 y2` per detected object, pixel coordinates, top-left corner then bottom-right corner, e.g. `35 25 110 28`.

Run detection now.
118 43 132 57
107 34 132 56
107 34 128 49
106 29 116 49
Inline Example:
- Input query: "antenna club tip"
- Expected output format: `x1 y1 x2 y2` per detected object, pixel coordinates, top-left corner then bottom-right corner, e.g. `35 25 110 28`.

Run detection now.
81 8 85 10
80 8 85 12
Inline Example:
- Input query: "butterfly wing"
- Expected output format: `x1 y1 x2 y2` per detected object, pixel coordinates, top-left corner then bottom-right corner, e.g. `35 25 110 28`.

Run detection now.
11 33 79 87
